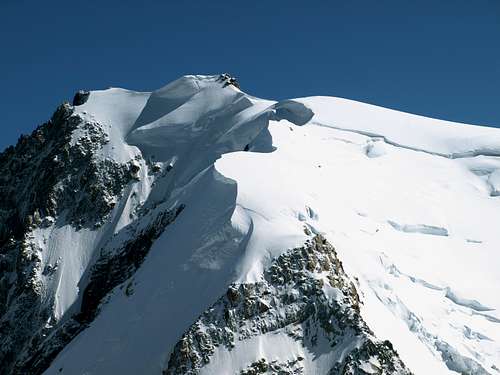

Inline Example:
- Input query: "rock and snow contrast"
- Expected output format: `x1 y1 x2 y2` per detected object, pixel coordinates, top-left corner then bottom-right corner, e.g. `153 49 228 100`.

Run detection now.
0 74 499 375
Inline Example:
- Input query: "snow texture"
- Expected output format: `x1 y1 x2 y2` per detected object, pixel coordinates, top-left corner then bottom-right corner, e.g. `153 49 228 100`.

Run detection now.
1 74 499 375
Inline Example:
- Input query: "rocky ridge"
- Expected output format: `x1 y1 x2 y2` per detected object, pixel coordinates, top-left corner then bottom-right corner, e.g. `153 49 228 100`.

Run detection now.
0 98 184 374
165 235 411 375
1 73 494 374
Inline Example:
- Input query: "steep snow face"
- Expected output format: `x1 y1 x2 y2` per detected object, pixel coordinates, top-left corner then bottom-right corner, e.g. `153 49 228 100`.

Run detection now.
12 74 497 375
126 75 277 191
44 88 152 319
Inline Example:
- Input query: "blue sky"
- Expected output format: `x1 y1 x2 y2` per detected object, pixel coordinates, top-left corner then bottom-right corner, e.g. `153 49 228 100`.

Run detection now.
1 0 499 150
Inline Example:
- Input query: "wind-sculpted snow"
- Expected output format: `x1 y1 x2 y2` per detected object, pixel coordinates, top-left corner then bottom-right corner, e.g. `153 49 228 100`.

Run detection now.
271 100 314 126
1 74 500 375
297 96 500 159
387 220 449 237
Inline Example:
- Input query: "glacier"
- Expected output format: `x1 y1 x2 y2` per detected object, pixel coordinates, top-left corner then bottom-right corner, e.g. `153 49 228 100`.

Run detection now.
0 74 499 375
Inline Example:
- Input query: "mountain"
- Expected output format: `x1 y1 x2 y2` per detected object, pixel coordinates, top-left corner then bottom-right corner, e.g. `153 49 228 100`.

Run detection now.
1 74 499 375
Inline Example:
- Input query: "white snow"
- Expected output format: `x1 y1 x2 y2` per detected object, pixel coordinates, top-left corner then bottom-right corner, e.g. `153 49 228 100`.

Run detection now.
200 330 363 375
42 75 500 375
298 96 500 158
488 169 500 196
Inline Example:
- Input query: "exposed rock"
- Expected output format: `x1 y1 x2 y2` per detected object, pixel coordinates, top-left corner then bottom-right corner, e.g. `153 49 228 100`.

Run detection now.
164 235 411 375
241 358 304 375
77 203 185 323
0 102 132 246
331 340 410 374
11 203 185 375
0 102 154 375
0 233 47 375
218 73 241 89
72 90 90 106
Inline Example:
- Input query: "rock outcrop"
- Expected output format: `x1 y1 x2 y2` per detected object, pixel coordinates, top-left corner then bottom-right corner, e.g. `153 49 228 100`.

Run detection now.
165 235 411 375
0 100 183 375
72 90 90 106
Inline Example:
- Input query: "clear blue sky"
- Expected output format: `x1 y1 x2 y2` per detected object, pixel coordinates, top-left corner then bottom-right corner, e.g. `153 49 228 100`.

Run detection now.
1 0 499 150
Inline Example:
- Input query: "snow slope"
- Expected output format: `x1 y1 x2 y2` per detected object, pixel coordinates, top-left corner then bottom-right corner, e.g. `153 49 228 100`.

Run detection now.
37 75 500 375
31 88 151 322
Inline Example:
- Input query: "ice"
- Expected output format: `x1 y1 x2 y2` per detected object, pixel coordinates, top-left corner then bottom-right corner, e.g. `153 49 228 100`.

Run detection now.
42 75 500 375
387 220 449 236
365 139 388 158
444 288 494 312
488 169 500 196
297 96 500 158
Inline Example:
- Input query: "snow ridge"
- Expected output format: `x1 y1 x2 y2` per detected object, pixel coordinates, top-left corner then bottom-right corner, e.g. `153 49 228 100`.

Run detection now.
0 74 499 375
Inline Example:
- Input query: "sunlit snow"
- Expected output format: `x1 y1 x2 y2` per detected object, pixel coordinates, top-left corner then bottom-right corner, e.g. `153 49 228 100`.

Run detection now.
41 75 500 375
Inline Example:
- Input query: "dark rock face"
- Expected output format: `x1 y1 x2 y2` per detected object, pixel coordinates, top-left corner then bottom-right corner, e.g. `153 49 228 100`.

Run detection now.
0 103 75 246
72 90 90 106
164 235 411 375
10 316 82 375
77 203 185 323
241 358 304 374
0 234 46 375
331 340 409 375
0 102 155 375
11 203 185 375
0 102 133 247
218 73 240 89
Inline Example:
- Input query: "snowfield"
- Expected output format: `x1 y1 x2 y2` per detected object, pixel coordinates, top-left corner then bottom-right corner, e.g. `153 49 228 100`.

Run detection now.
36 75 500 375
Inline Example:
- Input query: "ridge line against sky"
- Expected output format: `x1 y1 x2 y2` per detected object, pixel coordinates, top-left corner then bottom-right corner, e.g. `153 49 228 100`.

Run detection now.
1 0 499 151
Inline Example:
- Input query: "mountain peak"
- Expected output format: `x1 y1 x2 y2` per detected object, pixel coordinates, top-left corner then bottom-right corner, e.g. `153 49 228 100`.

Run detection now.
1 75 499 375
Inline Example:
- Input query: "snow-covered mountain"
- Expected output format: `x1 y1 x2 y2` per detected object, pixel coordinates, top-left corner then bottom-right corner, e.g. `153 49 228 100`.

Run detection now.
1 74 499 375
